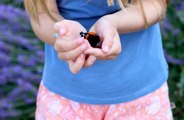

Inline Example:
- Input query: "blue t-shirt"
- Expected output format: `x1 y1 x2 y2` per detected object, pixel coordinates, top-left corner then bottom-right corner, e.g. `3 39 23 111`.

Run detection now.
42 0 169 104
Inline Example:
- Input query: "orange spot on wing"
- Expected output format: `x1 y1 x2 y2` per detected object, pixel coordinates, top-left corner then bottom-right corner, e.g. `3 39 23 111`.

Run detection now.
86 34 89 39
88 32 96 36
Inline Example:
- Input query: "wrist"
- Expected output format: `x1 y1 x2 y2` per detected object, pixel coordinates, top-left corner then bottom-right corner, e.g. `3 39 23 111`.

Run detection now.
101 15 118 31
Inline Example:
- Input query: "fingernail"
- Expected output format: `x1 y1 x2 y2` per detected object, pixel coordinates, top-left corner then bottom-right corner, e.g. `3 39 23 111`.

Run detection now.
103 46 109 52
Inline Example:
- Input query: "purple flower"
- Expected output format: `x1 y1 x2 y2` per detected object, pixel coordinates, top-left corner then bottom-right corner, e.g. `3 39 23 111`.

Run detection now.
0 75 7 85
162 18 173 32
0 4 29 22
0 3 43 119
0 40 10 53
25 98 35 104
177 1 184 10
17 54 37 66
0 52 11 66
15 0 23 4
0 98 13 109
164 51 184 65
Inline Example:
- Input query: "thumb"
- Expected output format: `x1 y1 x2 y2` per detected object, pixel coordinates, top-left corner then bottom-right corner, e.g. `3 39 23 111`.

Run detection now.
67 54 85 74
101 30 114 53
53 20 69 36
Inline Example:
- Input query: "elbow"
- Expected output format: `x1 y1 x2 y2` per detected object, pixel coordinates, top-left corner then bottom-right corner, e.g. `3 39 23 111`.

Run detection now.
154 0 168 20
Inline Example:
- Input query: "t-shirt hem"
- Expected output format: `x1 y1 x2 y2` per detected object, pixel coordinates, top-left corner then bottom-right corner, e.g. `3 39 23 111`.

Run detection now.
43 73 168 105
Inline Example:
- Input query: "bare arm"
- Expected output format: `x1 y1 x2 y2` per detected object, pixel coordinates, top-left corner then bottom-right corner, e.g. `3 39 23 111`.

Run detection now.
25 0 92 73
104 0 167 34
85 0 168 62
27 0 64 45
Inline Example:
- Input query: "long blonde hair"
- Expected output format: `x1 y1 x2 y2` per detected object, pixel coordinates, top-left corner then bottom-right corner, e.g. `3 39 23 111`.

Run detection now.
24 0 170 26
24 0 56 23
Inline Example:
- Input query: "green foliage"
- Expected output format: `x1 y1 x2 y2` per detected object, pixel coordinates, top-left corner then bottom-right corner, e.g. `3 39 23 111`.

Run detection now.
0 0 184 119
161 2 184 119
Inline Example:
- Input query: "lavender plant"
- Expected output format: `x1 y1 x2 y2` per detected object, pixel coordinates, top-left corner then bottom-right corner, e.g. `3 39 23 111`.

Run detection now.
0 3 43 120
161 0 184 119
0 0 184 120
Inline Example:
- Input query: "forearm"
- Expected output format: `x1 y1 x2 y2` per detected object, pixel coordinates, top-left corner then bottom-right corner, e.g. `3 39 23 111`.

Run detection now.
105 0 167 34
30 13 64 45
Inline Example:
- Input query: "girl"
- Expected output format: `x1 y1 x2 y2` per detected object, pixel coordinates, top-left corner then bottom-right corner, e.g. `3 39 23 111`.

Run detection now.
24 0 173 119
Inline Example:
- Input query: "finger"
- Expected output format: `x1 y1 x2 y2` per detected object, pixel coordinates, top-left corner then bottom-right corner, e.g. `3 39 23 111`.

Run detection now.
98 55 117 60
67 60 74 70
83 55 97 68
106 34 122 56
101 29 115 53
53 20 70 33
69 54 85 74
84 39 91 47
54 25 68 37
96 34 121 60
54 37 84 52
84 48 107 58
54 20 86 38
58 42 88 60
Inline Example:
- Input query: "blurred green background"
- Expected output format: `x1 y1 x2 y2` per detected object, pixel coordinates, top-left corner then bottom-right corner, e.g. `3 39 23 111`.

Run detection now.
0 0 184 120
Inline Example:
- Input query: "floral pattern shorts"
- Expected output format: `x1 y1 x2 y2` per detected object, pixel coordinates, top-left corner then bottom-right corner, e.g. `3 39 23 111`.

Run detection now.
35 82 173 120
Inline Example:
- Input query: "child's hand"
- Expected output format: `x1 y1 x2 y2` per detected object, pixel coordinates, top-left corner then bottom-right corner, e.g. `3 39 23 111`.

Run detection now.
53 20 89 74
85 17 122 60
54 20 88 61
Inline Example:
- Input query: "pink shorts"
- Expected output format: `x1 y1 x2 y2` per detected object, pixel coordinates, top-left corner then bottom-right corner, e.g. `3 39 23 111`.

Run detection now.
35 82 173 120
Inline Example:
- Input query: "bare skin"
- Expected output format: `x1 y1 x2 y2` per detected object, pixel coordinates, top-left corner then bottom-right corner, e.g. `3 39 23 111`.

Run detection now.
27 0 167 74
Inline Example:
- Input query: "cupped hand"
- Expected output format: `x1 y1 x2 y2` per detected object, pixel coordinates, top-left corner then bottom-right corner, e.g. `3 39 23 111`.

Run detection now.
53 20 88 61
53 20 89 74
85 16 122 61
